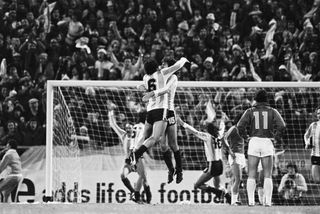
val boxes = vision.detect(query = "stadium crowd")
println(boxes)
[0,0,320,148]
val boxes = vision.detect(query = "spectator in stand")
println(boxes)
[22,117,45,146]
[94,47,114,80]
[0,120,23,146]
[25,98,45,126]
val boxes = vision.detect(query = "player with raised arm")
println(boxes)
[177,116,226,202]
[133,57,189,176]
[108,105,151,203]
[142,58,183,184]
[222,114,245,205]
[304,107,320,183]
[237,89,286,207]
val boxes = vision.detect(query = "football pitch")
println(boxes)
[0,204,319,214]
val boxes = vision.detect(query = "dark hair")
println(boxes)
[233,112,243,124]
[144,59,158,75]
[162,57,176,67]
[7,139,18,150]
[207,123,219,138]
[286,162,298,172]
[254,89,268,103]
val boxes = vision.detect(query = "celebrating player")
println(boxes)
[222,114,245,205]
[108,107,151,203]
[133,57,189,177]
[237,89,286,207]
[177,116,226,202]
[142,58,183,184]
[0,139,23,202]
[304,107,320,183]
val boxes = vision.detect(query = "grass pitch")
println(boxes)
[0,203,319,214]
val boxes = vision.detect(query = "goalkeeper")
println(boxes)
[237,89,286,207]
[108,106,151,204]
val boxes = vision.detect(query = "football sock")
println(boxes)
[163,149,174,171]
[134,145,148,160]
[134,191,140,201]
[122,177,135,193]
[231,192,239,204]
[257,187,264,204]
[206,186,223,196]
[263,178,273,206]
[247,178,256,205]
[173,150,182,172]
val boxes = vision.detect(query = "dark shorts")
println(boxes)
[203,160,223,177]
[167,110,176,127]
[146,108,168,125]
[311,156,320,166]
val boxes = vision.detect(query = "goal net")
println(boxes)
[46,81,320,205]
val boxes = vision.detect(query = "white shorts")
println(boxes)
[248,137,274,158]
[228,153,246,168]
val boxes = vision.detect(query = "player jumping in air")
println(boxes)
[222,114,245,205]
[237,89,286,207]
[133,57,189,181]
[177,116,226,202]
[108,107,151,203]
[304,107,320,183]
[142,58,184,184]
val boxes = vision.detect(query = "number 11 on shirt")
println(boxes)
[253,111,268,130]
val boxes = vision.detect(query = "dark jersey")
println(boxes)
[223,126,244,154]
[237,102,286,140]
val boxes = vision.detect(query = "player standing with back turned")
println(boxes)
[237,89,286,207]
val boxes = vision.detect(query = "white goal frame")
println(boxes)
[45,80,320,201]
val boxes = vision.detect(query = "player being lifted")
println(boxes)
[108,106,151,203]
[142,58,183,184]
[176,116,226,202]
[304,107,320,183]
[222,114,245,205]
[133,57,189,183]
[237,89,286,207]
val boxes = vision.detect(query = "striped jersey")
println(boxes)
[108,111,144,158]
[223,126,244,154]
[193,131,222,161]
[131,123,145,151]
[143,69,172,111]
[143,57,188,112]
[304,121,320,157]
[166,75,178,111]
[237,103,286,139]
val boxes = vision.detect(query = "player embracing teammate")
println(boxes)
[133,57,189,183]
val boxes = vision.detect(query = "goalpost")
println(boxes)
[46,80,320,205]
